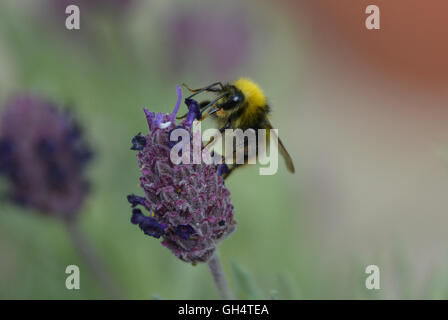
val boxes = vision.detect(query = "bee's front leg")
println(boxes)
[219,120,232,133]
[203,120,232,149]
[199,101,211,110]
[184,82,224,100]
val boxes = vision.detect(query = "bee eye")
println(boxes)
[232,96,239,102]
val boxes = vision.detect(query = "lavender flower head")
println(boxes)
[0,95,92,219]
[127,86,236,263]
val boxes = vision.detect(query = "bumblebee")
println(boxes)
[179,77,295,178]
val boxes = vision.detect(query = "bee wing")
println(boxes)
[266,120,295,173]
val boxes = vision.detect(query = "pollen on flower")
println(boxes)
[126,86,236,263]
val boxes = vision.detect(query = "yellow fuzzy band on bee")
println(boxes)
[232,78,267,112]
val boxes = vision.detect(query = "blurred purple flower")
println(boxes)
[0,95,92,219]
[165,5,252,77]
[127,87,236,263]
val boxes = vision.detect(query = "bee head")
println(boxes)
[218,86,244,111]
[231,78,266,110]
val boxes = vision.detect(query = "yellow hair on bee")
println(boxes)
[233,78,267,111]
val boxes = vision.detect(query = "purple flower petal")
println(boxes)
[131,208,166,239]
[175,224,196,240]
[127,194,148,208]
[130,133,147,151]
[217,163,229,177]
[183,98,201,127]
[170,85,182,123]
[143,108,155,130]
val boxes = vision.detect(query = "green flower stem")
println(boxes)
[65,219,123,299]
[207,252,234,300]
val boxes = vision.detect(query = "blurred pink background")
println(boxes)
[283,0,448,296]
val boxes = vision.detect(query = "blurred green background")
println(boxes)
[1,0,448,299]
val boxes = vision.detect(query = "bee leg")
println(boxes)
[220,120,232,132]
[182,83,202,93]
[222,134,254,179]
[199,94,228,121]
[203,136,216,149]
[199,101,211,110]
[185,82,225,100]
[216,153,234,179]
[202,120,231,150]
[183,82,224,93]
